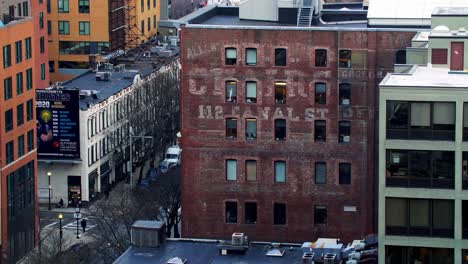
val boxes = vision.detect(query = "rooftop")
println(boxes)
[367,0,468,27]
[432,6,468,16]
[113,239,363,264]
[60,40,179,110]
[380,65,468,88]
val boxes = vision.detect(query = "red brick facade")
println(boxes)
[180,27,415,243]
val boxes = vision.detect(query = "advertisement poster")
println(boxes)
[36,90,80,160]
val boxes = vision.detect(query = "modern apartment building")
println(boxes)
[0,0,45,261]
[179,1,418,243]
[46,0,160,82]
[378,7,468,264]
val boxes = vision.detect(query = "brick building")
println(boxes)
[0,0,48,261]
[180,2,418,243]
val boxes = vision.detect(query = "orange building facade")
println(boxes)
[47,0,160,82]
[0,15,37,264]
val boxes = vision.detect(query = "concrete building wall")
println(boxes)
[180,26,415,243]
[239,0,278,21]
[428,38,468,71]
[378,85,468,264]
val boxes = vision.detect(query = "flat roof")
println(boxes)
[113,240,354,264]
[367,0,468,26]
[380,66,468,88]
[432,6,468,16]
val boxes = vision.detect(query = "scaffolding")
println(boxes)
[109,0,144,51]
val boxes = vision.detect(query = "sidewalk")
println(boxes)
[39,206,90,215]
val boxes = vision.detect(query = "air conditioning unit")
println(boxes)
[341,99,350,105]
[302,252,314,264]
[232,233,244,246]
[343,136,350,143]
[96,71,112,81]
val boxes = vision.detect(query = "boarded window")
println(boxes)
[432,49,448,64]
[246,160,256,181]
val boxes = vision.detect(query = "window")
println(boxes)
[25,38,31,59]
[15,41,22,64]
[16,104,24,126]
[153,15,157,28]
[339,163,351,184]
[225,81,237,102]
[153,0,156,8]
[5,109,13,132]
[4,77,13,100]
[274,48,286,66]
[245,202,257,224]
[387,150,454,189]
[246,119,256,140]
[22,1,29,16]
[338,121,351,143]
[47,0,51,12]
[339,50,351,68]
[26,68,32,90]
[79,0,90,13]
[246,81,257,103]
[41,63,45,80]
[226,201,237,223]
[431,49,448,64]
[386,101,455,141]
[58,21,70,35]
[314,205,327,225]
[315,49,327,67]
[27,130,34,151]
[246,48,257,66]
[79,21,90,35]
[141,0,144,11]
[6,141,14,164]
[315,83,326,104]
[226,159,237,181]
[274,82,286,104]
[339,83,351,105]
[246,160,256,181]
[47,20,52,35]
[141,20,144,34]
[274,203,286,225]
[3,45,11,68]
[16,72,23,95]
[147,0,150,9]
[386,246,453,264]
[225,48,237,65]
[147,18,151,33]
[315,162,326,184]
[386,198,454,238]
[274,161,286,182]
[396,50,407,64]
[49,61,55,73]
[26,99,33,121]
[226,118,237,139]
[39,12,44,28]
[17,3,22,16]
[40,37,45,54]
[58,0,69,12]
[18,135,24,157]
[274,119,286,141]
[314,120,326,142]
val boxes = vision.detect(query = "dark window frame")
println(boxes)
[225,201,238,224]
[339,163,351,185]
[338,121,351,143]
[314,205,327,225]
[315,49,327,67]
[315,162,326,184]
[273,203,286,225]
[274,48,287,66]
[225,47,237,65]
[226,118,237,139]
[274,119,286,141]
[314,120,326,142]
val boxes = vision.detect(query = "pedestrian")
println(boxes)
[81,218,87,233]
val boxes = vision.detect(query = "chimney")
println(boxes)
[130,220,166,247]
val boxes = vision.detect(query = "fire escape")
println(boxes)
[109,0,144,52]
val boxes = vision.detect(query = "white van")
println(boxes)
[162,146,181,168]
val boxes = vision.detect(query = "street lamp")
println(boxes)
[75,207,81,239]
[58,213,63,252]
[47,172,52,211]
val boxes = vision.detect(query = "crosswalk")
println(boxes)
[62,217,97,232]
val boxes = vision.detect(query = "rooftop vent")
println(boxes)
[167,257,187,264]
[218,233,249,255]
[266,248,285,257]
[232,233,245,246]
[302,252,314,264]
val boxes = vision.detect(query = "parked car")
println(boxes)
[164,146,181,167]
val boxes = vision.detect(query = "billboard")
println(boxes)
[36,90,80,160]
